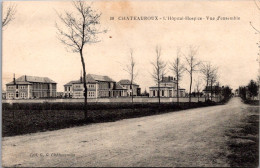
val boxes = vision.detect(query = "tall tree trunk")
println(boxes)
[80,50,88,120]
[210,80,213,101]
[205,79,208,101]
[189,73,192,104]
[131,70,134,104]
[158,82,161,105]
[131,83,134,111]
[131,84,133,104]
[177,79,179,105]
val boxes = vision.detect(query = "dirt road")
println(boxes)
[2,98,253,167]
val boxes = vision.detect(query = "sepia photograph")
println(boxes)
[1,0,260,167]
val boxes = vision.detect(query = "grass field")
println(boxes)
[2,101,217,137]
[226,106,259,167]
[243,99,259,106]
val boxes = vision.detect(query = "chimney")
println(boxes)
[25,75,27,82]
[13,73,16,84]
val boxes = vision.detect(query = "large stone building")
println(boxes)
[118,79,141,96]
[6,75,57,99]
[64,74,128,98]
[149,76,185,98]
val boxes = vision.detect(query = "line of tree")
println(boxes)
[151,46,221,105]
[239,80,259,100]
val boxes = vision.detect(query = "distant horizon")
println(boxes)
[2,1,259,92]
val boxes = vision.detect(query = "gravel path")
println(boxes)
[2,98,248,167]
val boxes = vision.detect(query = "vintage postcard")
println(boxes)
[1,0,259,167]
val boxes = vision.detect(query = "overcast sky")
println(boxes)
[2,0,260,92]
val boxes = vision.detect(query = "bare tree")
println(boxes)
[170,47,185,105]
[200,62,217,101]
[195,78,202,102]
[2,2,16,28]
[151,46,167,105]
[209,67,218,101]
[56,1,106,120]
[184,46,200,104]
[124,49,138,104]
[200,63,212,101]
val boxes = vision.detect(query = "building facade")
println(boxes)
[6,75,57,99]
[149,76,185,98]
[118,79,141,96]
[64,74,122,98]
[113,83,128,97]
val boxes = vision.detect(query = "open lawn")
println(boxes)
[2,101,217,137]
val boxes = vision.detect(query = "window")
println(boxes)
[162,90,164,96]
[153,90,155,96]
[88,91,95,97]
[73,91,82,97]
[20,92,26,98]
[68,87,70,91]
[74,85,81,89]
[19,86,26,89]
[88,84,95,88]
[8,93,14,98]
[8,86,14,90]
[65,87,67,91]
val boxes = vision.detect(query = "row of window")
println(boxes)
[8,85,21,89]
[8,86,57,90]
[73,91,82,97]
[7,92,27,98]
[88,84,95,88]
[72,91,96,97]
[73,84,95,89]
[67,84,96,91]
[88,91,95,97]
[152,90,168,97]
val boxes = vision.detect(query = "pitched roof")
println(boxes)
[114,83,127,90]
[65,74,115,85]
[6,75,56,85]
[87,74,115,82]
[6,81,32,85]
[118,79,138,86]
[64,80,80,86]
